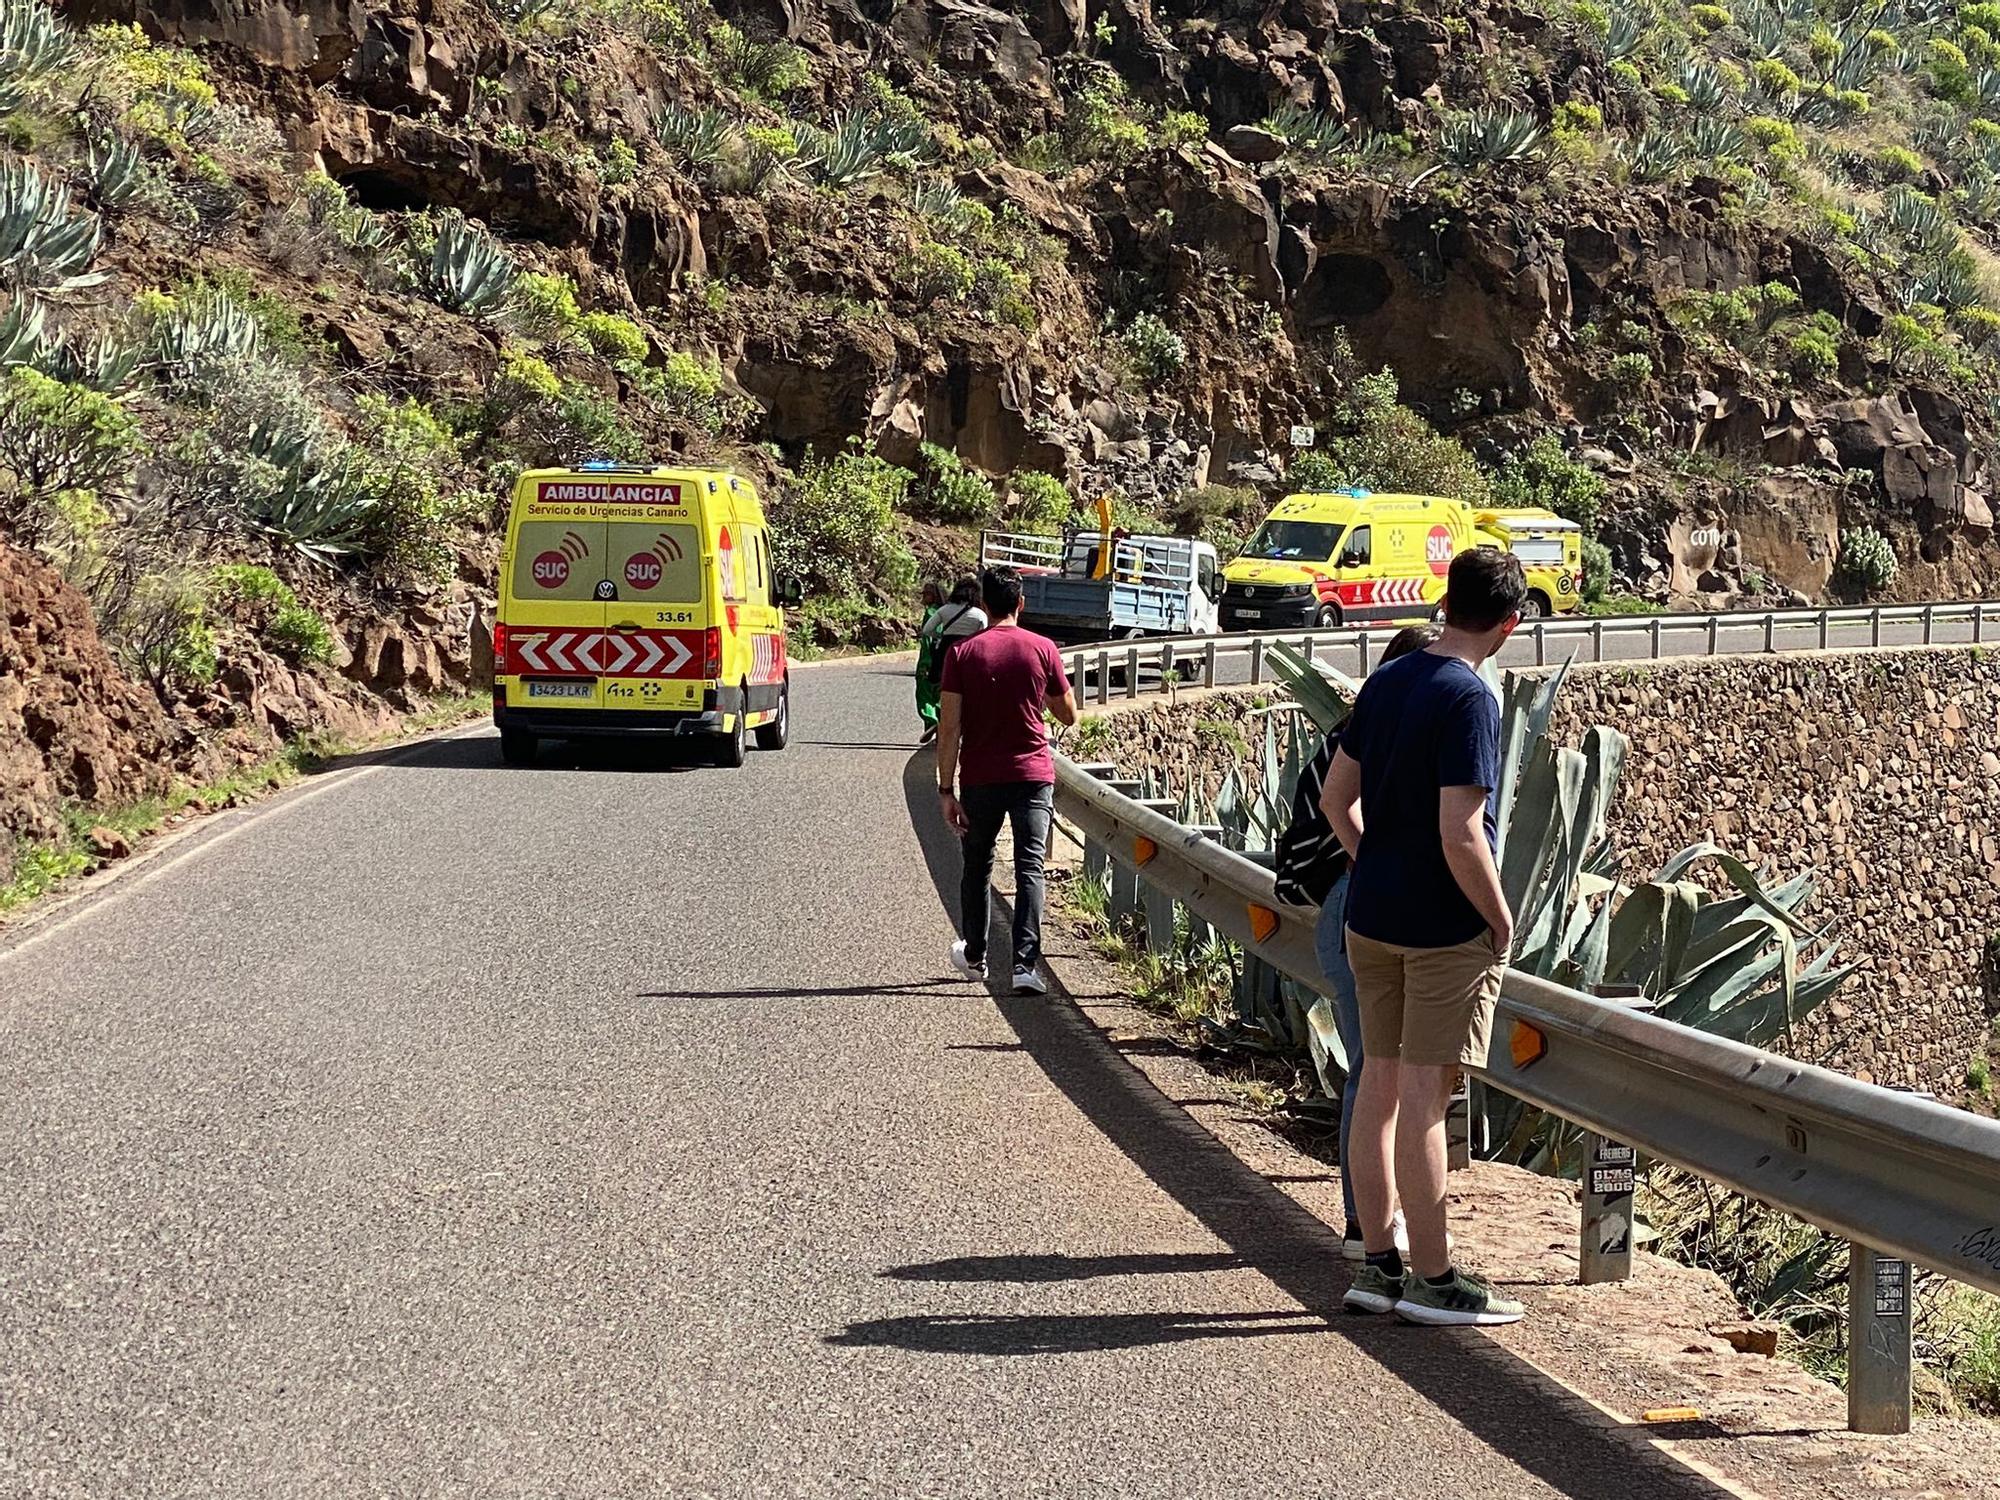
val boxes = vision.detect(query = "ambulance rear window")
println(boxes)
[512,520,606,601]
[607,522,701,600]
[1511,538,1566,565]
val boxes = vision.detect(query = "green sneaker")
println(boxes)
[1394,1268,1524,1327]
[1341,1262,1405,1314]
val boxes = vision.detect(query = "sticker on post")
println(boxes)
[1590,1166,1635,1198]
[1595,1143,1636,1165]
[1596,1212,1630,1257]
[1874,1257,1909,1318]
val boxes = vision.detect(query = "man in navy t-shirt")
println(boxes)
[1320,547,1527,1328]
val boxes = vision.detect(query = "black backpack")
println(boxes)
[1272,735,1349,907]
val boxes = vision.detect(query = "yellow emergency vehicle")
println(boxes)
[1219,488,1582,630]
[492,463,799,767]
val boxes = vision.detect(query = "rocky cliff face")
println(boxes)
[9,0,2000,847]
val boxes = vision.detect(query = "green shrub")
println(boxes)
[1876,145,1925,182]
[1287,450,1346,493]
[908,241,975,304]
[1840,527,1897,590]
[125,570,218,693]
[1606,351,1652,391]
[911,442,996,523]
[1121,312,1186,384]
[598,137,639,186]
[509,272,582,341]
[1689,3,1733,30]
[1007,470,1073,532]
[209,562,294,611]
[0,367,137,545]
[1160,110,1207,148]
[1967,4,2000,34]
[1789,326,1840,380]
[1492,431,1606,533]
[1752,58,1802,97]
[266,602,334,663]
[628,349,727,433]
[577,310,648,362]
[1581,536,1612,602]
[709,21,810,100]
[1744,116,1802,161]
[353,395,477,585]
[769,445,918,601]
[1319,369,1492,506]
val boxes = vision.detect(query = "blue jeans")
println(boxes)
[1313,871,1363,1233]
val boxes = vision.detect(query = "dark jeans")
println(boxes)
[959,781,1054,971]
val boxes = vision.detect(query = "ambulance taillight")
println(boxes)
[703,626,722,679]
[491,621,511,675]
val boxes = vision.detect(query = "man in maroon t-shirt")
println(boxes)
[936,566,1079,994]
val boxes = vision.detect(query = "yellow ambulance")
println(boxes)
[492,463,799,767]
[1219,488,1581,630]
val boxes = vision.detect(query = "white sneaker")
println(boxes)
[950,941,987,980]
[1011,966,1048,995]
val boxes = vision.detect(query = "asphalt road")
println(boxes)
[1,658,1732,1499]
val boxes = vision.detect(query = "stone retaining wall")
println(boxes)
[1072,646,2000,1095]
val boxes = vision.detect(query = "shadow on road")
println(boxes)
[881,1251,1248,1282]
[878,749,1736,1500]
[826,1309,1322,1356]
[641,979,971,1001]
[310,730,712,777]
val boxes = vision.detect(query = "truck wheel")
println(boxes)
[499,729,537,766]
[755,677,790,750]
[1522,591,1550,620]
[712,688,749,768]
[1314,604,1343,629]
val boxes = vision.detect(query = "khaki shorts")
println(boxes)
[1344,927,1505,1068]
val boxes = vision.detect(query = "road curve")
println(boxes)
[2,658,1730,1499]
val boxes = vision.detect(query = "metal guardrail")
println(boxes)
[1061,598,2000,699]
[1054,752,2000,1434]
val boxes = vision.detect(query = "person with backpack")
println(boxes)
[915,575,987,743]
[1273,622,1438,1264]
[1326,548,1526,1328]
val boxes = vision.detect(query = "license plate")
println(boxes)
[1235,608,1261,619]
[526,678,594,700]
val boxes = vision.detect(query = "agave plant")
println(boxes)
[1257,645,1848,1171]
[798,111,930,188]
[1622,129,1688,184]
[1686,115,1747,164]
[0,157,106,293]
[0,0,76,85]
[1434,109,1545,170]
[417,210,517,315]
[1904,250,1986,312]
[656,104,732,178]
[1602,9,1646,62]
[1262,101,1349,156]
[36,329,142,391]
[910,178,983,235]
[1883,184,1958,255]
[152,288,263,379]
[84,133,150,211]
[0,293,45,364]
[238,453,375,565]
[1680,61,1731,114]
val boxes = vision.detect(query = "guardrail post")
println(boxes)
[1847,1243,1912,1434]
[1124,645,1140,700]
[1249,636,1265,686]
[1650,617,1662,657]
[1103,778,1142,924]
[1871,606,1882,648]
[1592,619,1604,662]
[1533,622,1546,667]
[1764,611,1775,653]
[1820,611,1829,650]
[1158,642,1176,688]
[1579,1134,1638,1284]
[1923,603,1935,645]
[1302,635,1315,667]
[1135,797,1178,955]
[1707,614,1719,654]
[1075,763,1117,886]
[1094,650,1110,705]
[1446,1080,1471,1170]
[1186,824,1223,947]
[1203,639,1218,686]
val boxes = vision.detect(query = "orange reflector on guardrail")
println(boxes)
[1510,1020,1547,1069]
[1248,904,1279,943]
[1133,836,1157,866]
